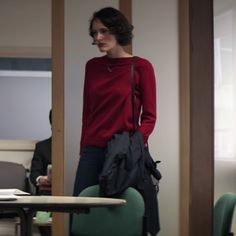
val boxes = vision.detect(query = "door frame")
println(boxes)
[179,0,214,235]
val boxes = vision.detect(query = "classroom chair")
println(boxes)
[71,185,146,236]
[214,192,236,236]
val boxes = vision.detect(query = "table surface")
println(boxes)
[0,195,126,208]
[0,194,126,236]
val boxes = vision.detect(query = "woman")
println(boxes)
[73,6,157,197]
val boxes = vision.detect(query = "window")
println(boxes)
[214,9,236,160]
[0,58,52,140]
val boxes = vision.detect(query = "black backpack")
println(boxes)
[99,131,161,197]
[98,131,162,235]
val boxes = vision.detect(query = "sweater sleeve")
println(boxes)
[137,60,157,143]
[80,62,90,153]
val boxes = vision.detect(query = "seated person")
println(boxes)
[30,110,52,195]
[29,110,52,236]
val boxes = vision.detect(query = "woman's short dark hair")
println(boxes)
[89,7,134,46]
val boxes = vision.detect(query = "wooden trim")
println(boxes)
[179,0,190,234]
[119,0,132,54]
[0,140,36,151]
[51,0,65,235]
[179,0,214,235]
[0,47,51,58]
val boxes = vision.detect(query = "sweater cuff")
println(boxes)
[36,176,42,186]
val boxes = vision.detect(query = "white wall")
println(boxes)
[0,0,51,48]
[133,1,179,235]
[65,1,179,236]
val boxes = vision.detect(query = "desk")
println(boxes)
[0,195,126,236]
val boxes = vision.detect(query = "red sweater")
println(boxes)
[80,55,157,152]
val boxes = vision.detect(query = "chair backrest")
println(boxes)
[0,161,26,191]
[214,192,236,236]
[71,185,145,236]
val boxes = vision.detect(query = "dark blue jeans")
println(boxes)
[73,145,106,196]
[70,146,106,235]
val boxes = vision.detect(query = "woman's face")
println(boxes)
[91,19,118,53]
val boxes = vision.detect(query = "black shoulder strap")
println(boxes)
[131,57,136,132]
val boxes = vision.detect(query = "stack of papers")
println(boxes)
[0,189,30,201]
[0,195,18,201]
[0,189,30,196]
